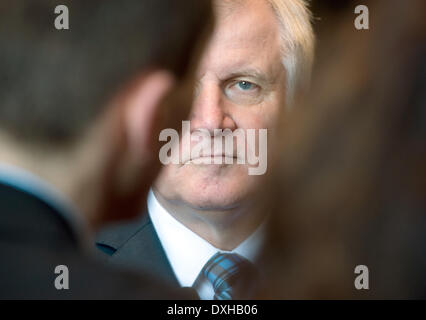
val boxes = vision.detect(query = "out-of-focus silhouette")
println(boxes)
[0,0,212,299]
[259,0,426,299]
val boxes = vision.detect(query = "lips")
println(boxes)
[183,153,238,165]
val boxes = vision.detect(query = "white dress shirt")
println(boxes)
[147,189,265,300]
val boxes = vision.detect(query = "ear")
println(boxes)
[123,70,176,164]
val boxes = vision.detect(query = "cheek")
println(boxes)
[232,102,281,130]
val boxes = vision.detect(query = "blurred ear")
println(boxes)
[123,70,176,164]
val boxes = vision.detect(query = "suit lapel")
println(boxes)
[96,212,179,286]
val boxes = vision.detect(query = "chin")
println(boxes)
[182,187,246,211]
[157,163,257,211]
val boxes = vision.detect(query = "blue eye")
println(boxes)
[237,81,253,90]
[224,79,262,105]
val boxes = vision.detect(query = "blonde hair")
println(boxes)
[267,0,315,103]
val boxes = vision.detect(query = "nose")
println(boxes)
[190,81,236,133]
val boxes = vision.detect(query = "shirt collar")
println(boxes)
[147,189,265,287]
[0,162,93,252]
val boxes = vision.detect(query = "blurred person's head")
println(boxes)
[153,0,314,249]
[0,0,213,230]
[258,0,426,298]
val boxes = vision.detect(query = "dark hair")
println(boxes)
[0,0,211,146]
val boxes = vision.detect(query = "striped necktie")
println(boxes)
[200,252,259,300]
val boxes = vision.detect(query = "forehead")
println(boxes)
[198,0,282,79]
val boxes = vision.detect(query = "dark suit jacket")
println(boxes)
[0,182,195,299]
[95,211,179,287]
[95,199,426,299]
[95,209,274,294]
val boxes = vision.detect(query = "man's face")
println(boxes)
[155,0,286,210]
